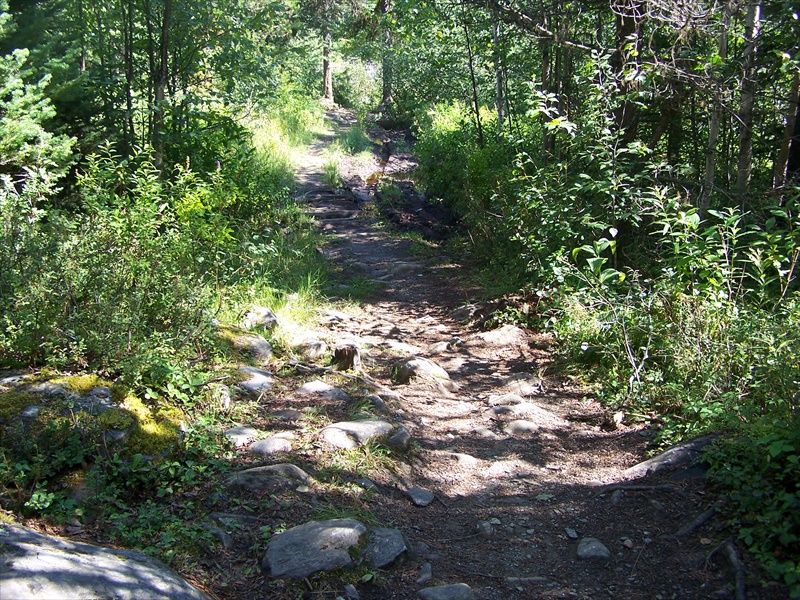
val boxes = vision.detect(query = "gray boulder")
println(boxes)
[394,357,458,392]
[320,420,394,449]
[238,366,273,395]
[262,519,366,578]
[0,524,210,599]
[227,463,311,493]
[297,380,351,402]
[577,537,611,560]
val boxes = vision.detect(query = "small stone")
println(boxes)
[238,367,273,395]
[202,523,234,550]
[227,464,310,494]
[476,522,494,538]
[610,489,624,505]
[366,394,387,412]
[623,538,635,549]
[357,477,379,492]
[386,425,411,449]
[406,486,434,507]
[297,380,350,402]
[89,386,112,399]
[565,527,579,539]
[502,373,544,396]
[363,528,407,568]
[343,583,360,600]
[577,537,611,560]
[224,425,260,448]
[249,437,292,455]
[428,341,451,355]
[453,453,479,467]
[301,340,328,360]
[394,357,458,392]
[232,334,273,363]
[416,562,433,584]
[417,583,474,600]
[20,405,42,418]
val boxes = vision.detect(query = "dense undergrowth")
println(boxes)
[0,91,332,572]
[412,76,800,591]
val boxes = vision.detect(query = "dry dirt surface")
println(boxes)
[250,110,784,600]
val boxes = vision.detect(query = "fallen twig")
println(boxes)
[707,537,747,600]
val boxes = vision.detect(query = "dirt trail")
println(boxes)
[274,111,772,600]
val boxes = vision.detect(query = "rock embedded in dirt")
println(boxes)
[417,562,433,584]
[394,357,458,392]
[577,537,612,560]
[386,424,412,449]
[297,379,351,402]
[320,419,394,449]
[262,518,367,579]
[231,333,273,364]
[469,324,527,346]
[450,304,478,323]
[299,339,328,360]
[487,393,526,406]
[502,373,544,396]
[363,527,408,568]
[249,436,292,455]
[227,463,311,494]
[271,408,304,421]
[622,434,718,479]
[0,523,210,600]
[406,486,435,507]
[417,583,475,600]
[366,394,388,412]
[503,420,540,437]
[237,366,274,395]
[242,306,279,330]
[428,341,451,355]
[202,523,234,550]
[224,425,261,448]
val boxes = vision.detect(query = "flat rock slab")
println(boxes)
[406,486,435,507]
[502,373,544,396]
[487,393,526,406]
[394,357,458,392]
[417,583,475,600]
[468,324,527,347]
[297,380,351,402]
[363,527,407,568]
[248,437,292,455]
[490,403,569,428]
[577,537,611,560]
[320,420,395,449]
[271,408,303,421]
[0,524,210,600]
[238,366,274,395]
[262,518,367,578]
[227,463,310,493]
[503,420,540,436]
[232,334,273,363]
[224,426,261,448]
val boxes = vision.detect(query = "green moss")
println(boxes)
[51,374,110,394]
[0,390,37,421]
[97,408,135,430]
[121,394,181,455]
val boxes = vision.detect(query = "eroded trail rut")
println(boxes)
[245,117,763,599]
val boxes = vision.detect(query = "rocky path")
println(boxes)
[223,112,766,600]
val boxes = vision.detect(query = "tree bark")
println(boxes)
[493,11,504,132]
[154,0,171,171]
[462,19,484,149]
[322,29,334,102]
[775,73,800,188]
[612,0,642,144]
[700,5,730,218]
[784,84,800,187]
[735,1,762,193]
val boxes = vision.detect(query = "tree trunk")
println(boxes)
[700,5,730,218]
[735,1,762,193]
[493,11,504,132]
[122,0,135,157]
[784,84,800,186]
[541,15,553,161]
[774,72,800,188]
[154,0,171,171]
[612,0,642,144]
[462,19,484,149]
[322,29,333,102]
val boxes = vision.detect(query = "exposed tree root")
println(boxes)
[595,484,677,498]
[453,566,549,584]
[707,537,747,600]
[661,501,723,543]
